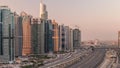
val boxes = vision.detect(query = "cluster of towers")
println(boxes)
[0,1,81,63]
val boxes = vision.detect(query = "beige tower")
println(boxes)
[39,0,48,19]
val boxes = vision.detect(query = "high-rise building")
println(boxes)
[39,0,48,20]
[73,28,81,49]
[118,31,120,64]
[59,25,66,51]
[44,20,53,53]
[0,22,2,55]
[14,13,23,57]
[69,28,73,51]
[52,20,59,52]
[64,26,70,51]
[21,12,32,56]
[31,18,55,54]
[118,31,120,48]
[39,0,54,53]
[64,26,73,52]
[31,18,41,54]
[39,20,46,54]
[31,18,38,54]
[0,6,15,63]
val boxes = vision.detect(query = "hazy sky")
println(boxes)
[1,0,120,41]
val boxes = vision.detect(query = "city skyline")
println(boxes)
[0,1,119,67]
[1,0,120,41]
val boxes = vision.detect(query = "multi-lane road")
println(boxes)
[40,49,91,68]
[67,49,106,68]
[40,48,106,68]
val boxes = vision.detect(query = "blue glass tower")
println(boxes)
[44,20,53,53]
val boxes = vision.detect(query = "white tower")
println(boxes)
[39,0,48,19]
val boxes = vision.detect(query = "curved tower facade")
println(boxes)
[39,0,48,20]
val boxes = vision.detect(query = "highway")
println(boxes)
[44,52,72,64]
[40,49,92,68]
[67,49,106,68]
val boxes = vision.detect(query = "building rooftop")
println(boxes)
[0,6,10,10]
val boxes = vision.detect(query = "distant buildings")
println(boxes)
[0,6,15,63]
[94,39,100,45]
[59,25,77,51]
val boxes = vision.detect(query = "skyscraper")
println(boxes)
[118,31,120,48]
[31,18,41,54]
[73,28,81,49]
[0,6,15,63]
[52,20,59,52]
[64,26,73,51]
[44,20,53,53]
[31,19,53,54]
[0,22,2,55]
[64,26,70,51]
[59,25,66,51]
[40,0,48,20]
[39,20,46,54]
[21,12,32,56]
[14,13,23,57]
[69,28,73,51]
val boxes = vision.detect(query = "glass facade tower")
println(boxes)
[14,14,23,57]
[0,22,3,55]
[44,20,53,53]
[0,6,15,63]
[31,18,41,54]
[73,29,81,49]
